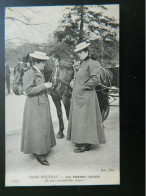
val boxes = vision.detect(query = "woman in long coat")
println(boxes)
[21,51,56,165]
[67,42,106,153]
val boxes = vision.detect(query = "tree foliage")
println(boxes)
[5,5,119,68]
[53,5,119,67]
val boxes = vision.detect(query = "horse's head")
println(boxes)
[13,55,31,95]
[59,60,74,82]
[48,58,61,88]
[49,59,74,89]
[43,57,56,82]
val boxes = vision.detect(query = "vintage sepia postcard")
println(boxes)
[5,4,119,186]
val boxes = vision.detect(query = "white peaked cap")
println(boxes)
[74,42,90,52]
[29,51,49,60]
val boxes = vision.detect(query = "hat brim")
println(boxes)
[29,53,49,60]
[74,43,90,52]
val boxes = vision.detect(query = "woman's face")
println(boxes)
[35,61,46,71]
[77,50,88,61]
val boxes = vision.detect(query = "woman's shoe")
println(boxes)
[74,144,91,153]
[36,155,49,166]
[75,143,84,147]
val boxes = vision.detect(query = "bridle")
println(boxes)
[51,65,71,89]
[13,62,24,81]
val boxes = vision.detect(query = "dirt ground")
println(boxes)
[5,93,119,186]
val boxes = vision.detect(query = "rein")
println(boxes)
[58,78,70,87]
[52,65,71,88]
[96,88,119,97]
[56,79,118,92]
[48,67,56,82]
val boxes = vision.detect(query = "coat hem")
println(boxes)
[21,144,56,155]
[67,139,106,145]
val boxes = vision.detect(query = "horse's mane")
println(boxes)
[55,60,74,83]
[22,53,30,63]
[59,60,74,70]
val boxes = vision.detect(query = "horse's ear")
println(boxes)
[24,53,30,62]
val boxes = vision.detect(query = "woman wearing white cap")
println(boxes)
[21,51,56,165]
[67,42,106,152]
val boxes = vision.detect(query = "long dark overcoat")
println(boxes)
[21,67,56,155]
[67,59,106,144]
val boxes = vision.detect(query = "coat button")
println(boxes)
[44,102,45,103]
[47,102,48,103]
[43,95,45,97]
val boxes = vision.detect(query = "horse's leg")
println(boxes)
[51,94,65,139]
[62,94,71,120]
[96,91,105,122]
[96,90,109,122]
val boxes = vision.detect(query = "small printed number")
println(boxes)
[12,180,19,183]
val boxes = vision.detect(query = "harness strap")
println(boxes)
[58,78,71,87]
[48,67,56,82]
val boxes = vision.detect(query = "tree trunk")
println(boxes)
[99,18,104,64]
[79,6,84,42]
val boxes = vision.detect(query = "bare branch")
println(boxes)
[7,7,13,11]
[5,17,39,26]
[27,7,42,14]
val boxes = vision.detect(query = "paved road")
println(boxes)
[5,93,119,186]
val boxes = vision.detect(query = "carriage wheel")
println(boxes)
[102,104,110,121]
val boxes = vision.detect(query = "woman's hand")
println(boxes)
[70,80,74,88]
[44,82,52,89]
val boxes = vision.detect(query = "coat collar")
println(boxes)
[74,58,90,72]
[32,66,44,78]
[78,57,90,70]
[82,56,90,62]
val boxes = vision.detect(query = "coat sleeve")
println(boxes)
[83,60,101,89]
[23,70,47,96]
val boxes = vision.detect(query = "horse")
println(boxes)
[44,59,74,138]
[13,56,30,95]
[12,55,113,139]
